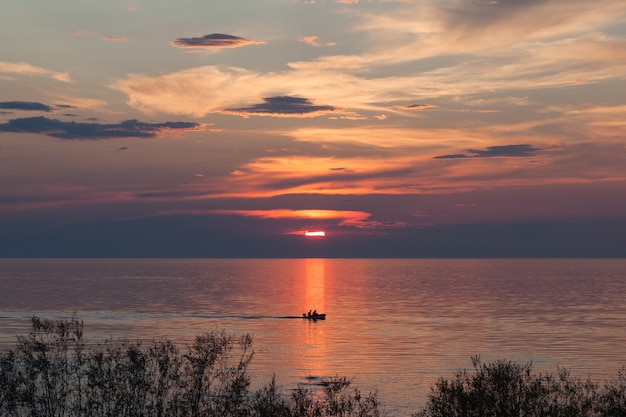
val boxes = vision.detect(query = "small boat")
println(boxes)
[302,312,326,320]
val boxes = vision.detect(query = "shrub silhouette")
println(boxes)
[0,316,381,417]
[3,317,626,417]
[414,356,626,417]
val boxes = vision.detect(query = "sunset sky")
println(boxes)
[1,0,626,257]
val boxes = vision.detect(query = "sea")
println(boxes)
[1,258,625,416]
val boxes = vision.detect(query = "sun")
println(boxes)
[304,230,326,237]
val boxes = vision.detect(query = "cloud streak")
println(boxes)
[71,29,131,42]
[205,208,369,221]
[163,208,405,231]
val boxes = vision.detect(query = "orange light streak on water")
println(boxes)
[298,258,328,380]
[303,258,326,313]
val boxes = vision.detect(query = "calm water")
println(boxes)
[1,258,626,416]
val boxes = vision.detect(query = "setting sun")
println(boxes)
[305,231,326,237]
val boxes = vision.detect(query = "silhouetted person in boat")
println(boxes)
[312,310,317,317]
[308,310,312,318]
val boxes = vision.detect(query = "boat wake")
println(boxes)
[0,312,323,322]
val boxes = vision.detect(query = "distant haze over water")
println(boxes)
[1,258,626,416]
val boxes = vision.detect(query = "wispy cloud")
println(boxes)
[171,33,266,49]
[112,66,263,117]
[0,117,201,139]
[398,104,437,111]
[71,29,131,42]
[111,64,417,117]
[175,208,405,231]
[299,36,336,47]
[348,0,626,65]
[113,14,626,120]
[286,0,626,93]
[0,61,70,83]
[220,153,425,198]
[300,36,321,47]
[210,123,623,199]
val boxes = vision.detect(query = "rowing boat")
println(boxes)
[302,313,326,320]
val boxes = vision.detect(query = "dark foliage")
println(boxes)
[3,317,626,417]
[0,316,381,417]
[414,355,626,417]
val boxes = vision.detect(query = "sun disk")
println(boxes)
[305,230,326,237]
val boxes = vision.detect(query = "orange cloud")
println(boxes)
[215,209,413,231]
[300,36,321,47]
[224,155,401,194]
[147,208,411,232]
[148,208,377,228]
[111,0,626,122]
[211,129,626,200]
[0,61,71,83]
[299,36,336,47]
[208,208,370,221]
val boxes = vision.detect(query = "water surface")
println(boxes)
[1,258,625,416]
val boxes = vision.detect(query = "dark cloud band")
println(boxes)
[0,101,54,112]
[172,33,265,49]
[0,116,200,139]
[434,144,542,159]
[224,96,336,117]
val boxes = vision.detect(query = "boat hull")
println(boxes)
[302,313,326,320]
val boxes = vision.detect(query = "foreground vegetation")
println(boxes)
[1,317,625,417]
[0,316,380,417]
[415,356,626,417]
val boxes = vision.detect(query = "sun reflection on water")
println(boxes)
[303,258,326,314]
[298,258,328,383]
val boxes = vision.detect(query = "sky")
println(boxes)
[1,0,626,258]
